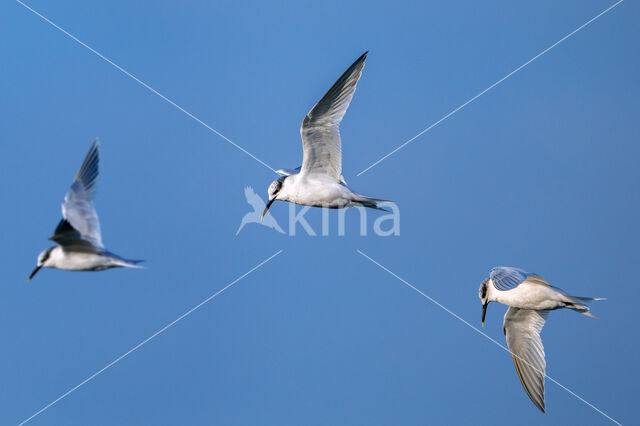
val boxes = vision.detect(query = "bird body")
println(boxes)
[262,52,389,219]
[482,267,599,315]
[276,172,382,209]
[485,276,592,312]
[479,266,603,412]
[38,246,142,272]
[29,141,143,281]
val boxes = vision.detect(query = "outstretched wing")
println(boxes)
[51,140,103,249]
[300,52,367,180]
[490,266,546,291]
[276,166,301,176]
[49,219,96,250]
[503,307,548,412]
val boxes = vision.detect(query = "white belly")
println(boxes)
[284,175,356,208]
[51,251,119,271]
[493,282,566,310]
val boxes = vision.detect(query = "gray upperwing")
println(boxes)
[300,52,367,180]
[60,140,103,248]
[490,266,548,291]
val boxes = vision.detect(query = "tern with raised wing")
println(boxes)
[478,266,603,412]
[262,52,389,219]
[28,141,143,281]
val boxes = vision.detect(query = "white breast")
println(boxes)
[491,280,566,310]
[281,174,355,208]
[47,248,117,271]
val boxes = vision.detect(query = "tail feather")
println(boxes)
[572,296,606,302]
[363,196,391,203]
[565,295,604,318]
[123,259,145,268]
[355,196,393,211]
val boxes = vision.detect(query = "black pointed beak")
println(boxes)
[261,197,276,221]
[482,301,489,327]
[28,265,42,282]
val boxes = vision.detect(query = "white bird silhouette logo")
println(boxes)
[236,186,285,235]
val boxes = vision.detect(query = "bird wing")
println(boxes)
[51,140,103,249]
[300,52,367,180]
[49,219,96,250]
[524,275,551,287]
[503,307,548,412]
[490,266,545,291]
[276,166,301,176]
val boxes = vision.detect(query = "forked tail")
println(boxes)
[355,196,393,212]
[565,295,606,318]
[122,259,146,269]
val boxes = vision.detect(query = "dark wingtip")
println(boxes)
[353,51,368,64]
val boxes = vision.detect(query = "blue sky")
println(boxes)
[1,0,638,424]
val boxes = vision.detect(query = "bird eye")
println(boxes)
[40,249,52,264]
[480,281,487,298]
[273,177,285,193]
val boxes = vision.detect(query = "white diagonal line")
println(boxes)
[356,250,622,425]
[18,249,284,426]
[15,0,277,174]
[357,0,623,176]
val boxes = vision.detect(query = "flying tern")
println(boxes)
[29,141,143,281]
[262,52,389,219]
[479,266,603,412]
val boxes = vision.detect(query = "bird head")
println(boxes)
[262,176,285,220]
[479,278,490,326]
[28,246,55,282]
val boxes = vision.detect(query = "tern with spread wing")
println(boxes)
[478,267,603,412]
[262,52,389,219]
[28,141,143,281]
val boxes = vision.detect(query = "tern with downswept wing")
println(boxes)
[478,266,603,412]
